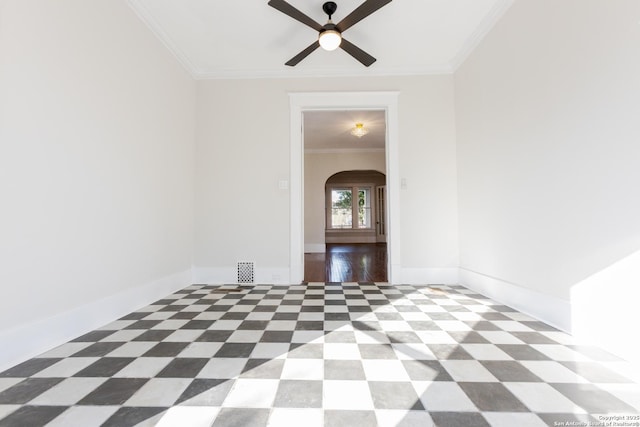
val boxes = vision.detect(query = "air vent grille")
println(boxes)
[237,262,255,284]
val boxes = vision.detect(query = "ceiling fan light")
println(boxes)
[319,29,341,51]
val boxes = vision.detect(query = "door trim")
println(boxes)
[289,91,400,284]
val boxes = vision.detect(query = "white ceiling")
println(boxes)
[304,110,386,151]
[128,0,513,79]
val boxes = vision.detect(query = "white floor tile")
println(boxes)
[504,382,588,413]
[298,312,324,321]
[124,378,192,406]
[478,331,525,345]
[362,360,410,381]
[197,358,247,379]
[37,342,92,358]
[461,344,514,360]
[482,412,548,427]
[30,378,108,405]
[32,357,98,377]
[155,406,220,427]
[324,321,353,331]
[45,406,118,427]
[99,329,144,342]
[207,320,243,330]
[97,320,135,330]
[598,383,640,410]
[178,342,224,358]
[353,331,391,344]
[391,343,436,360]
[434,320,473,331]
[323,343,361,360]
[416,331,457,344]
[291,331,324,344]
[151,320,190,330]
[378,321,413,331]
[531,344,592,361]
[227,330,264,343]
[250,343,290,359]
[412,381,478,411]
[223,379,279,408]
[193,312,225,320]
[142,311,175,320]
[105,342,156,358]
[375,409,433,427]
[0,406,19,420]
[440,360,499,382]
[113,357,173,378]
[280,359,324,380]
[163,330,206,343]
[323,380,375,410]
[520,361,589,383]
[0,379,21,394]
[268,408,323,427]
[491,321,534,332]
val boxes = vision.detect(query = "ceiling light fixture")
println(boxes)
[318,26,341,51]
[351,123,369,138]
[318,2,341,51]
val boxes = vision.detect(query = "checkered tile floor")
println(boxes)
[1,283,639,427]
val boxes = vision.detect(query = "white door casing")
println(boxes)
[289,91,400,284]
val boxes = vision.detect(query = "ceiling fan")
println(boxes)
[268,0,392,67]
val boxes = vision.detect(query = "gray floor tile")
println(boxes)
[324,360,366,380]
[273,380,323,408]
[368,381,424,410]
[459,382,529,412]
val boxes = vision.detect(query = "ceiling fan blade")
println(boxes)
[336,0,392,33]
[340,38,376,67]
[268,0,323,32]
[285,40,321,66]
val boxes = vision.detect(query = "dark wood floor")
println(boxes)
[304,243,388,283]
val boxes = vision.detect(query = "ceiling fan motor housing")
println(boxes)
[323,2,338,19]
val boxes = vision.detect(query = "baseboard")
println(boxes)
[458,268,571,333]
[399,268,459,285]
[304,244,325,253]
[0,269,192,373]
[192,267,292,285]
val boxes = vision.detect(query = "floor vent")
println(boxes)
[210,287,244,294]
[237,262,255,284]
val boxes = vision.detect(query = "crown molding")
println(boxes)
[127,0,200,79]
[304,148,386,154]
[449,0,514,72]
[190,65,454,80]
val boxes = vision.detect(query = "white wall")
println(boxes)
[455,0,640,361]
[194,76,459,285]
[304,151,386,252]
[0,0,196,370]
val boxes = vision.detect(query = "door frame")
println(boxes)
[376,185,387,243]
[289,91,400,284]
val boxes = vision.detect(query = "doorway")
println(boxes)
[304,169,387,282]
[288,91,400,284]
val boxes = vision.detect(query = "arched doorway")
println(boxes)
[305,170,387,282]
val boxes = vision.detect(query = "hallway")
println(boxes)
[304,244,387,283]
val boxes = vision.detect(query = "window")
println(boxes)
[358,188,371,228]
[331,189,352,228]
[328,186,373,229]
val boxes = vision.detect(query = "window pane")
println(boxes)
[358,188,371,228]
[331,189,352,228]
